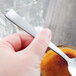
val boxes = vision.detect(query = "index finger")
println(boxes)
[2,34,33,52]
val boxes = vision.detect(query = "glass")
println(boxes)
[41,45,76,76]
[0,0,50,39]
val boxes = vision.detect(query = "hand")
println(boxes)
[0,28,51,76]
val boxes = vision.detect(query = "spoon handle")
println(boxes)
[49,42,70,62]
[5,9,70,62]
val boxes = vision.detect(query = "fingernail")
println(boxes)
[42,28,52,39]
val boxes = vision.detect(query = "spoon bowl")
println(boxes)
[68,58,76,76]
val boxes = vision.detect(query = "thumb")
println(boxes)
[23,28,52,59]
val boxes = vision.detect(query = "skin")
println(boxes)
[0,28,51,76]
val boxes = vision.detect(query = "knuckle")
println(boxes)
[0,41,13,50]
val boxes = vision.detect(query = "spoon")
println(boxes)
[5,9,76,76]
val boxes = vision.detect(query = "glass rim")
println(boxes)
[57,45,76,50]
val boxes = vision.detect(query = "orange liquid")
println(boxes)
[41,46,76,76]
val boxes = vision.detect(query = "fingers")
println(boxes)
[22,28,52,59]
[1,34,33,52]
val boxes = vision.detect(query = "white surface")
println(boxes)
[0,0,49,39]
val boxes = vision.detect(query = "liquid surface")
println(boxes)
[41,47,76,76]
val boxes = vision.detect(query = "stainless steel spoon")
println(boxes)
[5,9,76,76]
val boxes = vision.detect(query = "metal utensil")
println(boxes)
[5,9,76,76]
